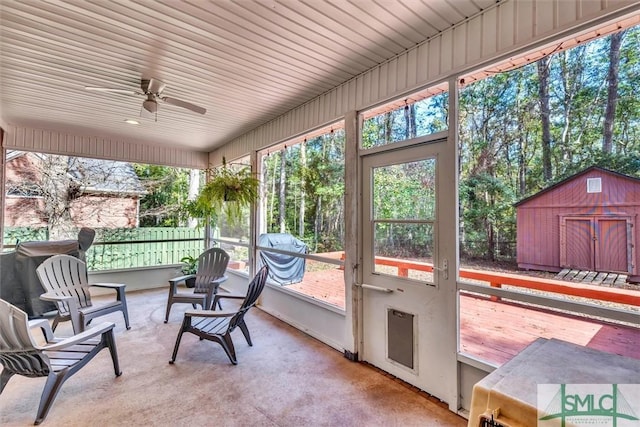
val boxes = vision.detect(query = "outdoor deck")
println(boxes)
[287,267,640,366]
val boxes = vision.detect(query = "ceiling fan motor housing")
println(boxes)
[141,78,166,95]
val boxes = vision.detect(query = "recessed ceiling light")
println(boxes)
[124,119,139,125]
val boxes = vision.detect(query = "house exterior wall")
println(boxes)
[69,195,139,228]
[4,197,45,227]
[4,153,38,184]
[4,195,138,228]
[516,168,640,276]
[4,152,140,229]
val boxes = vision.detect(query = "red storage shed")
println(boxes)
[515,166,640,282]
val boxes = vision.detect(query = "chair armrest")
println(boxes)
[203,275,229,310]
[91,282,126,290]
[42,321,116,351]
[169,274,195,285]
[212,291,245,309]
[40,292,82,334]
[184,309,236,318]
[29,318,55,343]
[212,276,228,285]
[215,293,244,300]
[91,282,127,304]
[40,292,74,303]
[168,274,195,295]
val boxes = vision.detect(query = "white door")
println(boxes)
[360,138,457,406]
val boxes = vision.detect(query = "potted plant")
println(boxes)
[185,157,259,227]
[179,255,198,288]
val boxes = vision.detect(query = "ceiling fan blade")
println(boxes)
[161,96,206,115]
[85,87,139,95]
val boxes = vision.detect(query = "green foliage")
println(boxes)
[361,93,448,148]
[262,130,345,252]
[460,174,516,259]
[454,26,640,260]
[183,198,219,229]
[555,150,640,181]
[360,27,640,261]
[179,255,198,274]
[133,164,192,227]
[373,160,436,220]
[188,159,259,227]
[3,227,49,246]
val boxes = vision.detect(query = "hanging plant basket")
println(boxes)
[185,158,259,226]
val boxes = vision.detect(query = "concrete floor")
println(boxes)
[1,287,466,426]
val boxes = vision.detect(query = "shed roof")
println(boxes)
[514,166,640,207]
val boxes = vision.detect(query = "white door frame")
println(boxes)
[357,130,459,409]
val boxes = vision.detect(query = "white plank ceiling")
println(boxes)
[0,0,497,152]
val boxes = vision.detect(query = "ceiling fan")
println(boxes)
[85,78,206,120]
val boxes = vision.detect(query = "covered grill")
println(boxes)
[0,228,95,317]
[257,233,307,285]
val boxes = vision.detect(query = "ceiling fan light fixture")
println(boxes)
[142,98,157,113]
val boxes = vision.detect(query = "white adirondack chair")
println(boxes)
[36,254,130,333]
[0,298,122,425]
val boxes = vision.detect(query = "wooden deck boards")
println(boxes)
[555,268,629,287]
[289,267,640,366]
[459,294,639,364]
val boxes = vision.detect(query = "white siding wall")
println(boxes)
[210,0,639,164]
[4,125,208,169]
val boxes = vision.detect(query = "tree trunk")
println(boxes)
[384,112,393,143]
[409,104,417,138]
[187,169,199,228]
[518,137,527,196]
[41,155,75,240]
[603,30,625,153]
[485,190,496,262]
[268,154,277,229]
[279,149,286,233]
[402,104,418,140]
[557,48,586,163]
[298,141,306,237]
[314,196,322,252]
[537,57,553,182]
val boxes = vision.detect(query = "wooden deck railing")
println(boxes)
[341,254,640,307]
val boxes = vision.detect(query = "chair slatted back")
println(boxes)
[36,255,93,315]
[0,299,50,377]
[228,266,269,332]
[193,248,230,294]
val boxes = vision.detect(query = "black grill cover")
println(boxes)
[258,233,307,285]
[10,228,95,317]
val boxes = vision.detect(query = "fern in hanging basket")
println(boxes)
[188,159,259,226]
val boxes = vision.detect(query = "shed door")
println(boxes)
[562,218,594,270]
[560,216,633,273]
[595,218,631,273]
